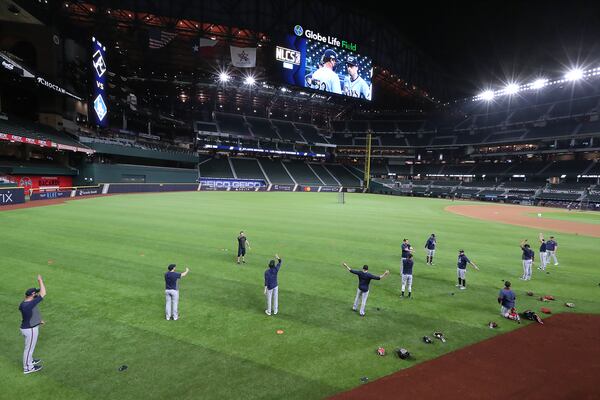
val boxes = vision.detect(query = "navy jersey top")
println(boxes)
[350,270,381,292]
[264,259,282,290]
[546,240,557,251]
[165,271,182,290]
[457,254,470,269]
[539,241,547,252]
[425,237,436,250]
[401,243,411,258]
[238,236,247,249]
[498,289,516,309]
[402,259,414,275]
[521,247,534,260]
[19,296,43,329]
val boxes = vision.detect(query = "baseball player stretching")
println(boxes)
[538,233,548,271]
[401,253,414,298]
[519,240,535,281]
[343,263,389,316]
[264,254,282,316]
[545,236,559,266]
[424,233,436,265]
[401,238,412,263]
[19,275,46,374]
[456,249,479,290]
[165,264,190,320]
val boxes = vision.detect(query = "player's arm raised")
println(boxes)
[342,262,351,272]
[181,267,190,277]
[38,275,46,297]
[380,270,390,279]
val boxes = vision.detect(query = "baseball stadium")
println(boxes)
[1,1,599,399]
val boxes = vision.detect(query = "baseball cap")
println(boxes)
[168,264,176,271]
[459,249,464,253]
[505,281,511,287]
[346,55,357,66]
[25,288,40,296]
[362,265,369,270]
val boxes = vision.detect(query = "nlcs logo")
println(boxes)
[294,25,303,36]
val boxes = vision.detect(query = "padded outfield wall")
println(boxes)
[76,163,199,185]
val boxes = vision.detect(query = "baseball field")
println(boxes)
[1,192,599,399]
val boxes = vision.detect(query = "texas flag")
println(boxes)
[193,37,218,58]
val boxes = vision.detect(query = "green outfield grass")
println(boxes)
[1,192,599,400]
[527,210,600,225]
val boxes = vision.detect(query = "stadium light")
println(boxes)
[531,78,548,89]
[505,83,519,95]
[480,90,495,101]
[218,72,230,83]
[244,76,256,85]
[565,68,583,81]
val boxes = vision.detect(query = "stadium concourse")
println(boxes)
[2,0,600,399]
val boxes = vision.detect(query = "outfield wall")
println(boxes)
[76,163,198,186]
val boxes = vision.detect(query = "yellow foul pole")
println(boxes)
[364,132,372,190]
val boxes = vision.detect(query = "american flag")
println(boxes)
[148,28,177,49]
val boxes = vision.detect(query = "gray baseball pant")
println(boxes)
[165,289,179,320]
[20,326,39,372]
[353,289,369,315]
[266,286,278,314]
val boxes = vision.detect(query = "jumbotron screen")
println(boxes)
[275,26,373,100]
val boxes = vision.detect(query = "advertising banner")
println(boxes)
[270,184,295,192]
[199,178,266,191]
[30,190,72,201]
[1,175,73,194]
[0,187,25,206]
[75,187,101,197]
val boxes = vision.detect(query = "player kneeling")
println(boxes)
[498,281,520,323]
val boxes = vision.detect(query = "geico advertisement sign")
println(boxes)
[201,180,265,189]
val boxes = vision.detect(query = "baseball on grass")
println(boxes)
[537,213,542,217]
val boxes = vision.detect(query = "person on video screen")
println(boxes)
[305,48,342,94]
[342,56,371,100]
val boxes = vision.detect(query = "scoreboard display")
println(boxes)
[275,25,373,101]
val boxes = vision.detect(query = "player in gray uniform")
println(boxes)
[498,281,519,322]
[343,263,389,316]
[401,253,414,298]
[165,264,190,320]
[545,236,559,266]
[519,240,535,281]
[342,56,371,100]
[19,275,46,374]
[424,233,436,265]
[456,250,479,290]
[306,49,342,94]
